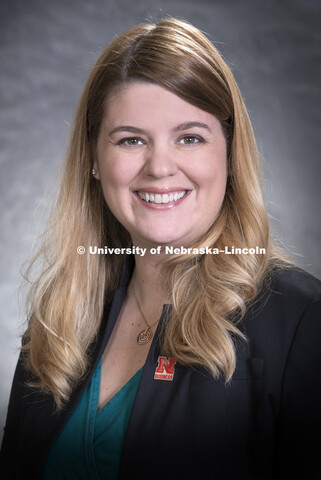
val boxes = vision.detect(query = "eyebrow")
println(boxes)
[108,126,146,136]
[172,121,211,133]
[107,121,211,136]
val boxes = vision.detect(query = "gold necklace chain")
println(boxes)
[132,273,159,345]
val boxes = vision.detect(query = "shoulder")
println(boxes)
[241,265,321,362]
[267,264,321,302]
[248,264,321,323]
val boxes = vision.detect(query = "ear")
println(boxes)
[91,148,100,180]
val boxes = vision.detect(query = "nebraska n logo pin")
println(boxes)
[154,356,177,381]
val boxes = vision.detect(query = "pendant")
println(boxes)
[137,328,153,345]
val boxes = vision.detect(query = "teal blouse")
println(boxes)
[41,358,143,479]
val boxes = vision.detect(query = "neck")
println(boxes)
[131,250,169,306]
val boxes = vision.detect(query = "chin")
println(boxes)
[139,233,193,248]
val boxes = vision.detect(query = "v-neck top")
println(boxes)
[40,358,143,480]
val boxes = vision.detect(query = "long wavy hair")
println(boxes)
[23,17,286,408]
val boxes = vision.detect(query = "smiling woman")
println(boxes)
[1,17,321,480]
[93,83,228,247]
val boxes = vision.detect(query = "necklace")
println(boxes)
[132,274,159,345]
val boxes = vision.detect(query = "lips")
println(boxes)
[137,190,187,204]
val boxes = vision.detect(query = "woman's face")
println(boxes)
[93,82,228,249]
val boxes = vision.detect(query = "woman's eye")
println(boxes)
[178,135,203,145]
[118,137,144,146]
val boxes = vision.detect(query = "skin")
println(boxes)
[93,82,228,250]
[92,82,228,408]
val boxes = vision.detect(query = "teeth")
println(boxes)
[137,191,187,204]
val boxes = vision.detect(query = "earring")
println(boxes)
[92,168,96,175]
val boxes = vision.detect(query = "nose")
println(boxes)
[143,143,178,179]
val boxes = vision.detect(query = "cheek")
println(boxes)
[97,162,139,227]
[100,161,133,193]
[195,155,228,196]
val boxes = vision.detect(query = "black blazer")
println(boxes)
[1,258,321,479]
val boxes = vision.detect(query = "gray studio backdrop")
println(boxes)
[1,0,320,442]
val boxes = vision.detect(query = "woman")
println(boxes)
[1,17,321,480]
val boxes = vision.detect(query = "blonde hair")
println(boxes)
[23,17,287,407]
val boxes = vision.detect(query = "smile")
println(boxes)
[137,191,187,204]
